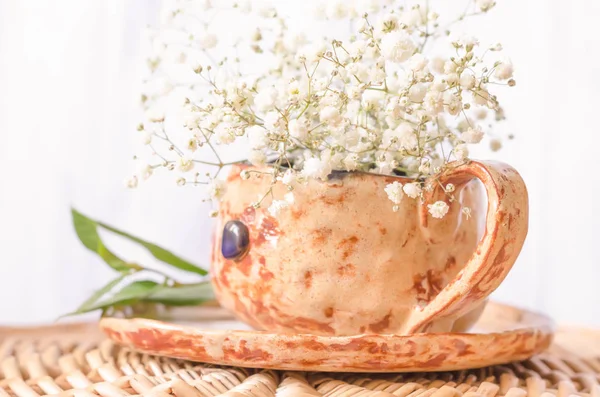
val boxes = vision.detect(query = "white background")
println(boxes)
[0,0,599,327]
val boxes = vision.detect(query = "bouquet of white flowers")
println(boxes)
[129,0,514,220]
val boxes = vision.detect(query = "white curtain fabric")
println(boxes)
[0,0,599,326]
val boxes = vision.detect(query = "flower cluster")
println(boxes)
[130,0,514,218]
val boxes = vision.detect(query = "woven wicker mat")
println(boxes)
[1,322,599,397]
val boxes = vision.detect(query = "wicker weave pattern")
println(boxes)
[0,325,599,397]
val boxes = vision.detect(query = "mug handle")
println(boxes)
[405,160,529,334]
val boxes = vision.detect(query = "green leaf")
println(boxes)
[71,208,136,272]
[60,274,128,317]
[78,274,128,310]
[69,208,213,317]
[74,280,162,313]
[66,280,214,315]
[97,221,207,276]
[145,282,215,306]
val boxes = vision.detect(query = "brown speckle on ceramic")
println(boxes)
[100,301,554,373]
[212,160,529,336]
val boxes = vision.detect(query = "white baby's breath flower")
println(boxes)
[462,207,472,219]
[268,199,289,217]
[187,138,198,152]
[140,165,153,181]
[384,181,404,204]
[313,3,326,18]
[287,79,301,98]
[198,33,218,49]
[356,18,369,33]
[347,63,370,83]
[472,86,491,106]
[445,73,459,86]
[178,156,194,172]
[457,118,472,132]
[380,31,416,63]
[258,5,276,17]
[386,96,402,117]
[490,139,502,152]
[475,0,495,12]
[445,183,455,193]
[347,84,365,100]
[408,53,428,71]
[125,176,138,189]
[400,7,425,27]
[444,60,458,74]
[198,0,212,11]
[142,131,153,145]
[444,91,462,116]
[460,73,476,89]
[423,89,444,115]
[325,1,348,19]
[284,192,295,204]
[408,83,427,102]
[461,126,485,144]
[288,119,308,140]
[299,42,327,64]
[403,182,422,199]
[191,60,203,74]
[183,110,201,129]
[215,126,235,144]
[376,158,397,175]
[302,156,332,180]
[384,123,417,150]
[240,170,250,180]
[495,60,514,80]
[208,179,227,200]
[362,90,384,111]
[354,0,386,13]
[348,39,368,58]
[248,150,267,166]
[370,66,387,85]
[418,159,432,174]
[246,125,269,149]
[343,153,359,171]
[283,32,307,52]
[381,10,399,30]
[231,126,245,138]
[319,106,342,125]
[475,108,488,119]
[454,34,479,49]
[428,201,449,218]
[264,111,283,131]
[453,144,469,161]
[254,87,278,111]
[146,108,165,123]
[428,11,439,21]
[430,57,445,74]
[280,169,296,186]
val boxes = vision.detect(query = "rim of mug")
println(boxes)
[232,161,423,183]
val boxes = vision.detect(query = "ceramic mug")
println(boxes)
[210,160,528,336]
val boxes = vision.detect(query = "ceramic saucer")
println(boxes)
[100,301,554,373]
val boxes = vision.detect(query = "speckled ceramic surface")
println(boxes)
[211,160,529,336]
[100,301,554,373]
